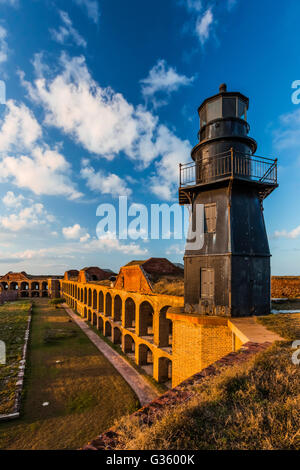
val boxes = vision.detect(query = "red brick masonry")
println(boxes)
[82,341,271,450]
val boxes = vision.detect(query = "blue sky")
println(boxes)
[0,0,300,275]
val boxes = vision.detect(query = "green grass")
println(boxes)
[0,299,139,450]
[112,313,300,450]
[0,301,31,415]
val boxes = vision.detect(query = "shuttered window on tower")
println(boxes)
[204,203,217,233]
[200,268,215,299]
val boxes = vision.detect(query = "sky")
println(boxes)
[0,0,300,275]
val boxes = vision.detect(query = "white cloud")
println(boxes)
[0,201,54,232]
[149,125,190,200]
[22,53,191,200]
[0,26,8,64]
[274,226,300,239]
[73,0,100,24]
[166,243,185,255]
[2,190,24,207]
[195,8,213,44]
[0,100,42,152]
[50,10,87,48]
[273,108,300,151]
[186,0,202,12]
[0,100,82,199]
[81,162,132,197]
[140,59,194,105]
[62,223,90,241]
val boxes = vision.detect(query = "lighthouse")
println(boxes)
[179,84,278,317]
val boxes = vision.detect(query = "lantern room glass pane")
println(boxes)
[222,96,237,118]
[238,98,247,120]
[206,97,222,123]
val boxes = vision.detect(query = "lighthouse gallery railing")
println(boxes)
[179,149,278,188]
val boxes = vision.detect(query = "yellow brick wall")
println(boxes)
[172,321,233,387]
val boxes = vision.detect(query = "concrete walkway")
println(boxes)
[229,317,285,344]
[63,304,159,406]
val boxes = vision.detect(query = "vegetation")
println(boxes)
[0,299,138,450]
[0,301,31,415]
[151,276,184,296]
[113,313,300,450]
[49,298,65,307]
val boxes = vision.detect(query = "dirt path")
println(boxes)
[63,304,159,406]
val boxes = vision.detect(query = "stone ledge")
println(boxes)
[82,341,271,450]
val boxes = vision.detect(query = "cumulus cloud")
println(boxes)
[2,190,24,207]
[273,108,300,151]
[0,201,54,232]
[73,0,100,24]
[50,10,87,48]
[274,226,300,239]
[80,161,132,197]
[62,223,90,242]
[195,8,213,44]
[21,53,191,200]
[0,100,82,199]
[140,59,194,106]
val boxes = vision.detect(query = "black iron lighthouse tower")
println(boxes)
[179,84,278,317]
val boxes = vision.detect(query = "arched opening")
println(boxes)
[10,282,19,290]
[75,301,77,313]
[93,289,97,309]
[20,281,29,291]
[88,309,92,322]
[32,282,39,291]
[113,327,122,345]
[98,316,104,333]
[98,291,104,313]
[114,295,122,322]
[92,312,97,326]
[104,321,112,338]
[124,298,135,329]
[158,306,173,348]
[84,307,87,319]
[105,292,112,317]
[31,291,40,297]
[138,344,153,376]
[81,288,83,302]
[1,282,8,290]
[139,301,154,337]
[84,287,87,304]
[42,291,48,297]
[20,291,29,298]
[88,289,92,307]
[123,334,135,358]
[158,357,172,384]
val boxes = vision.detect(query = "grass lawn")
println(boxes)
[113,313,300,450]
[0,299,138,450]
[0,301,31,415]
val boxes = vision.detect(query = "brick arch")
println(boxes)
[138,343,153,367]
[124,297,136,329]
[92,311,97,326]
[158,305,173,348]
[84,287,87,304]
[105,292,112,317]
[98,315,104,333]
[84,306,87,318]
[123,333,135,354]
[114,295,122,322]
[88,288,92,307]
[138,301,154,337]
[104,320,112,337]
[88,309,92,322]
[113,326,122,345]
[98,290,104,313]
[93,289,97,309]
[157,357,172,383]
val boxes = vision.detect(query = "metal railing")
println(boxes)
[179,149,277,188]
